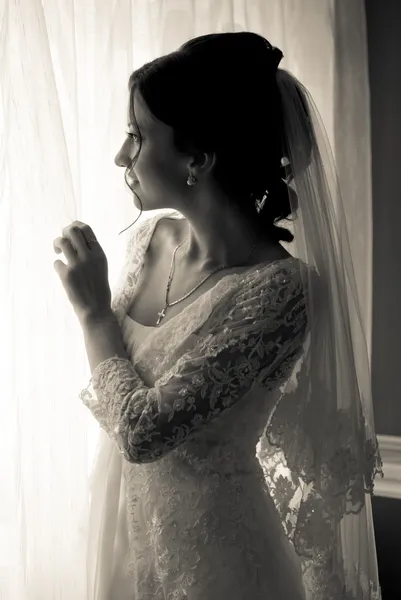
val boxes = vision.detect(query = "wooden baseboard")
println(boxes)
[373,435,401,499]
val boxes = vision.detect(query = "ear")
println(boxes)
[188,150,216,178]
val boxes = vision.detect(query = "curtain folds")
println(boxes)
[0,1,373,598]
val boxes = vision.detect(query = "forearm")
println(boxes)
[78,311,150,462]
[80,311,129,377]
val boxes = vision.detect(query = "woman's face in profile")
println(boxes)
[114,89,190,212]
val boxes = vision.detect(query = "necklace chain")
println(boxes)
[156,232,257,326]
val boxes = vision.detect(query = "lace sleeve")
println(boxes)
[80,264,309,463]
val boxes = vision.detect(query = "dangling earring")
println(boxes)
[187,173,197,186]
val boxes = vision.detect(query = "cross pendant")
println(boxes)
[156,307,166,325]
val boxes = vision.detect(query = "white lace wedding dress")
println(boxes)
[79,210,310,600]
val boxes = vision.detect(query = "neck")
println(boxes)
[172,209,263,271]
[179,226,259,272]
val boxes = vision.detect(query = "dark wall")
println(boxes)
[365,1,401,598]
[367,0,401,437]
[373,496,401,599]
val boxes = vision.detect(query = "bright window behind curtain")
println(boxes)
[0,0,372,598]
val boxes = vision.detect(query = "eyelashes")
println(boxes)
[125,131,140,143]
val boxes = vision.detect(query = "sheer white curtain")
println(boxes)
[0,1,372,598]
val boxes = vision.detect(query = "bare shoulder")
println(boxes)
[143,216,185,267]
[150,214,292,265]
[154,215,185,248]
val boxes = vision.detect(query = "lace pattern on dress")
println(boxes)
[80,211,383,600]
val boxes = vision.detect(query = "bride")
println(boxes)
[74,32,382,600]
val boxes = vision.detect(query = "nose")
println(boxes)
[114,138,135,167]
[114,149,128,167]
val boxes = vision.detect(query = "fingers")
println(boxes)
[62,222,94,240]
[53,236,77,257]
[54,222,98,259]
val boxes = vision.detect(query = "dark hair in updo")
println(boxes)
[124,32,313,243]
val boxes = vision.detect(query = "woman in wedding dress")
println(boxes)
[77,32,382,600]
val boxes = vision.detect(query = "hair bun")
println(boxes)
[263,41,284,72]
